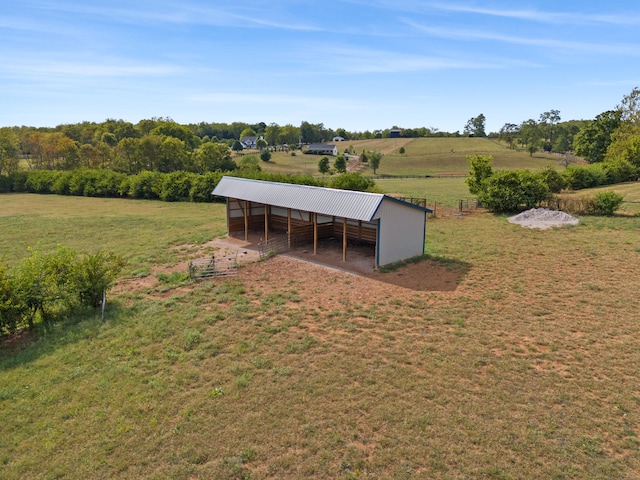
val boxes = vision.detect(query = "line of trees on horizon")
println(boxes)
[1,87,640,176]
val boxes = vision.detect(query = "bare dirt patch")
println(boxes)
[115,235,465,298]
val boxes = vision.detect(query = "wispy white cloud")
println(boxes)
[346,0,640,26]
[402,19,640,56]
[0,57,184,79]
[22,0,323,31]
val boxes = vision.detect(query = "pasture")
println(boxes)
[259,138,563,177]
[1,191,640,479]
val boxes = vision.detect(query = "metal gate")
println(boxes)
[258,235,296,259]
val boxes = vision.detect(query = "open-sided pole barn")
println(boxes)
[212,176,431,268]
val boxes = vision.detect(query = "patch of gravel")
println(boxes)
[508,208,579,230]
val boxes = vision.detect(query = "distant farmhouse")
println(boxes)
[332,136,345,142]
[239,136,267,150]
[390,129,402,138]
[305,144,338,156]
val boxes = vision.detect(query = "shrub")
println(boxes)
[73,251,126,308]
[586,191,624,216]
[189,172,223,203]
[8,171,28,192]
[563,164,607,190]
[125,170,163,199]
[0,247,125,334]
[601,157,638,184]
[259,149,271,162]
[330,173,375,192]
[0,175,11,193]
[479,170,550,213]
[24,170,62,194]
[466,154,493,195]
[537,167,566,193]
[156,171,196,202]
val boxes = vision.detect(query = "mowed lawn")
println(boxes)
[1,194,640,479]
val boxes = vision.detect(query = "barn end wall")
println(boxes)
[375,199,426,267]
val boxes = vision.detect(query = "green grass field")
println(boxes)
[258,138,562,178]
[2,193,640,479]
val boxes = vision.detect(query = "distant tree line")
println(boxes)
[0,118,455,177]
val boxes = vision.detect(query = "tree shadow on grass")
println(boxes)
[0,300,129,370]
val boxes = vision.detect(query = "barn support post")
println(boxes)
[313,212,318,255]
[244,200,249,241]
[342,217,347,261]
[264,204,269,241]
[287,208,292,249]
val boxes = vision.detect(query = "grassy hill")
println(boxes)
[258,138,562,178]
[2,194,640,478]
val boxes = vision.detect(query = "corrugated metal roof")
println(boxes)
[212,176,386,222]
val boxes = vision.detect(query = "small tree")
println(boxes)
[318,156,330,176]
[369,152,382,174]
[399,146,405,155]
[231,140,243,152]
[334,155,347,173]
[465,154,493,195]
[259,149,271,162]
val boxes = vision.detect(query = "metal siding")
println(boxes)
[376,198,427,266]
[212,176,384,221]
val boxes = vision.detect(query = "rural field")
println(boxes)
[256,138,563,178]
[2,181,640,478]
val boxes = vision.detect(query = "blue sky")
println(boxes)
[2,1,640,133]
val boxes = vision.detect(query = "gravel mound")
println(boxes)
[508,208,579,230]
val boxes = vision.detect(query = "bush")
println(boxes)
[259,149,271,162]
[330,173,375,192]
[8,171,28,192]
[125,170,163,199]
[157,171,196,202]
[537,167,566,193]
[0,247,125,334]
[189,172,223,202]
[601,157,638,184]
[0,175,11,193]
[479,170,550,213]
[586,191,624,216]
[24,170,62,194]
[563,164,607,190]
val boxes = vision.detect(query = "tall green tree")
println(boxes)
[464,114,486,137]
[334,155,347,173]
[0,128,21,175]
[194,143,235,172]
[574,110,621,162]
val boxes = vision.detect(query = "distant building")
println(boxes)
[304,144,338,156]
[239,136,267,150]
[332,136,345,142]
[390,129,402,138]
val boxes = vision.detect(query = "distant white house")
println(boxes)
[305,144,338,156]
[332,136,345,142]
[239,136,267,150]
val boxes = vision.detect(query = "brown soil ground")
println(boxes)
[116,234,465,301]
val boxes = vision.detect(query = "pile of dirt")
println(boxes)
[508,208,579,230]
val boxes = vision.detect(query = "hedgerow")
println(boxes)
[0,247,125,335]
[0,169,334,203]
